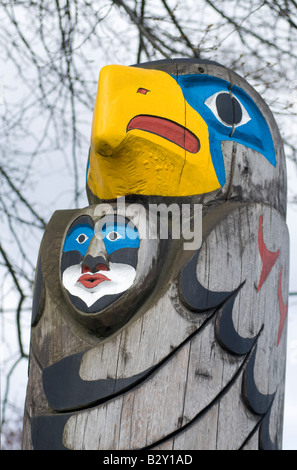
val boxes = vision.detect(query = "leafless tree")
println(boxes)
[1,0,297,447]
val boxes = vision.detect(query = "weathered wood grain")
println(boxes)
[22,199,289,450]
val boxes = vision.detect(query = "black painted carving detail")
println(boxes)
[259,408,278,450]
[216,92,242,126]
[179,250,234,312]
[42,351,154,412]
[242,346,275,416]
[215,287,278,449]
[32,251,280,450]
[31,415,70,451]
[31,257,45,326]
[215,285,258,355]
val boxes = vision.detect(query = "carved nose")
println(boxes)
[82,234,109,272]
[82,255,109,273]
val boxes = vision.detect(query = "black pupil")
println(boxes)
[109,231,118,240]
[216,93,242,125]
[78,234,86,243]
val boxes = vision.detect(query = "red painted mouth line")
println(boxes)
[127,115,200,154]
[78,273,111,288]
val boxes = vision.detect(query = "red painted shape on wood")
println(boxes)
[277,266,288,346]
[257,214,280,292]
[137,87,150,95]
[127,115,200,154]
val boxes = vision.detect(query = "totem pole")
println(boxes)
[22,58,289,450]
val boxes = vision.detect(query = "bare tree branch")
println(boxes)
[160,0,200,57]
[0,166,46,227]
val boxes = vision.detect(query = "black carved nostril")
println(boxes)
[82,255,108,273]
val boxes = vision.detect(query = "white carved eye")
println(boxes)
[106,231,122,241]
[205,91,251,128]
[76,233,89,244]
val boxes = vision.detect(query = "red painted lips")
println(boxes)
[78,273,111,288]
[127,115,200,154]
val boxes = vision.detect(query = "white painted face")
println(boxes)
[59,204,161,336]
[60,212,141,314]
[62,262,136,308]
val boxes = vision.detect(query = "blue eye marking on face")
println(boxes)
[171,74,276,187]
[101,222,140,255]
[63,224,95,257]
[63,217,140,258]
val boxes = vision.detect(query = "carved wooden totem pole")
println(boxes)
[22,59,289,450]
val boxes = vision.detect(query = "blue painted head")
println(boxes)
[172,73,276,187]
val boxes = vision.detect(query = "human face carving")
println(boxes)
[61,214,140,313]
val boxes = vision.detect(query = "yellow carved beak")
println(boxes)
[87,64,220,199]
